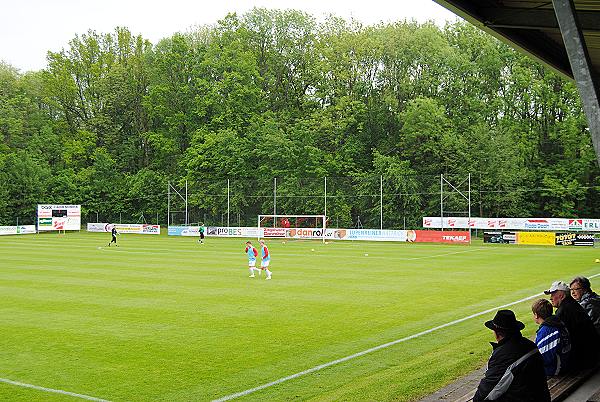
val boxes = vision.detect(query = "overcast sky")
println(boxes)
[1,0,459,72]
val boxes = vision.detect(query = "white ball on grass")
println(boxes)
[311,248,315,252]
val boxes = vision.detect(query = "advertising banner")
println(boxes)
[87,223,113,232]
[286,228,330,239]
[115,224,160,234]
[263,228,288,237]
[37,205,81,231]
[167,226,205,236]
[338,229,408,242]
[0,225,36,235]
[483,231,517,244]
[88,223,160,235]
[423,216,600,232]
[517,231,555,246]
[410,230,470,243]
[204,227,260,238]
[583,219,600,231]
[188,227,471,243]
[555,233,595,246]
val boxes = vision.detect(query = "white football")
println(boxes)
[311,248,315,252]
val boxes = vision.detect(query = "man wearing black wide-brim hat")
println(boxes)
[473,309,550,401]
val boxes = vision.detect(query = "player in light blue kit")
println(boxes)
[245,241,259,277]
[259,240,272,280]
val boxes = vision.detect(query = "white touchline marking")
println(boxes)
[0,378,110,401]
[400,248,487,260]
[213,272,600,402]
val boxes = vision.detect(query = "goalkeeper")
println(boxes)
[107,225,118,247]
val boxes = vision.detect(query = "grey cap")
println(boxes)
[544,281,570,294]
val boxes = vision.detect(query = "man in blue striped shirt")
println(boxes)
[532,298,571,376]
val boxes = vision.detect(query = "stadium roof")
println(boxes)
[432,0,600,166]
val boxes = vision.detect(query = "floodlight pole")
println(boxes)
[185,180,188,225]
[469,173,472,245]
[227,178,230,228]
[324,176,327,218]
[440,174,444,231]
[273,177,277,225]
[380,175,383,230]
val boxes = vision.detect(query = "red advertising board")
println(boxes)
[412,230,470,243]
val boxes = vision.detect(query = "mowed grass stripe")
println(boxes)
[1,232,599,401]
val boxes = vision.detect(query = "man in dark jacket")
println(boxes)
[545,281,599,370]
[473,309,550,402]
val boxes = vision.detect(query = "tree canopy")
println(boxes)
[1,9,598,227]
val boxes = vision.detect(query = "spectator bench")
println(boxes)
[436,365,599,402]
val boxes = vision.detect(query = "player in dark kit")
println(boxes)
[108,225,118,247]
[198,226,205,244]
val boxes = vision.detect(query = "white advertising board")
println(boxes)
[87,223,160,235]
[423,217,600,232]
[0,225,36,235]
[37,205,81,231]
[203,227,260,238]
[167,226,206,236]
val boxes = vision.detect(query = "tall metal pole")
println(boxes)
[273,177,277,226]
[440,174,444,231]
[324,177,327,219]
[185,180,188,225]
[167,181,170,228]
[227,179,230,228]
[552,0,600,168]
[380,175,383,230]
[468,173,472,244]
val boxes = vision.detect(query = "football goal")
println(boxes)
[258,215,327,243]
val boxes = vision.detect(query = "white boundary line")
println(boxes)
[0,378,110,401]
[213,272,600,402]
[400,248,486,260]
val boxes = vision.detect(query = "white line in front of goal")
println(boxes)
[213,272,600,402]
[0,377,110,401]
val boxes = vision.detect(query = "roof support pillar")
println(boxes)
[552,0,600,167]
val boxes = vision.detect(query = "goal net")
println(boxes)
[258,215,327,243]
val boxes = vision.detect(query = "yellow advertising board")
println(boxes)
[517,231,555,246]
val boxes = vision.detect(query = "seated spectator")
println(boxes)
[473,309,550,402]
[569,276,600,336]
[545,281,599,370]
[531,298,571,376]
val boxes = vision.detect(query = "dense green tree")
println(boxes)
[1,13,599,226]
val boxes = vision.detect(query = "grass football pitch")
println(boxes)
[1,232,599,401]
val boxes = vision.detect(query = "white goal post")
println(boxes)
[258,215,327,243]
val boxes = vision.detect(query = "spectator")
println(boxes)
[473,309,550,402]
[569,276,600,336]
[545,281,599,370]
[531,298,571,376]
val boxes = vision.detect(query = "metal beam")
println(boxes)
[433,0,574,78]
[482,9,600,31]
[552,0,600,167]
